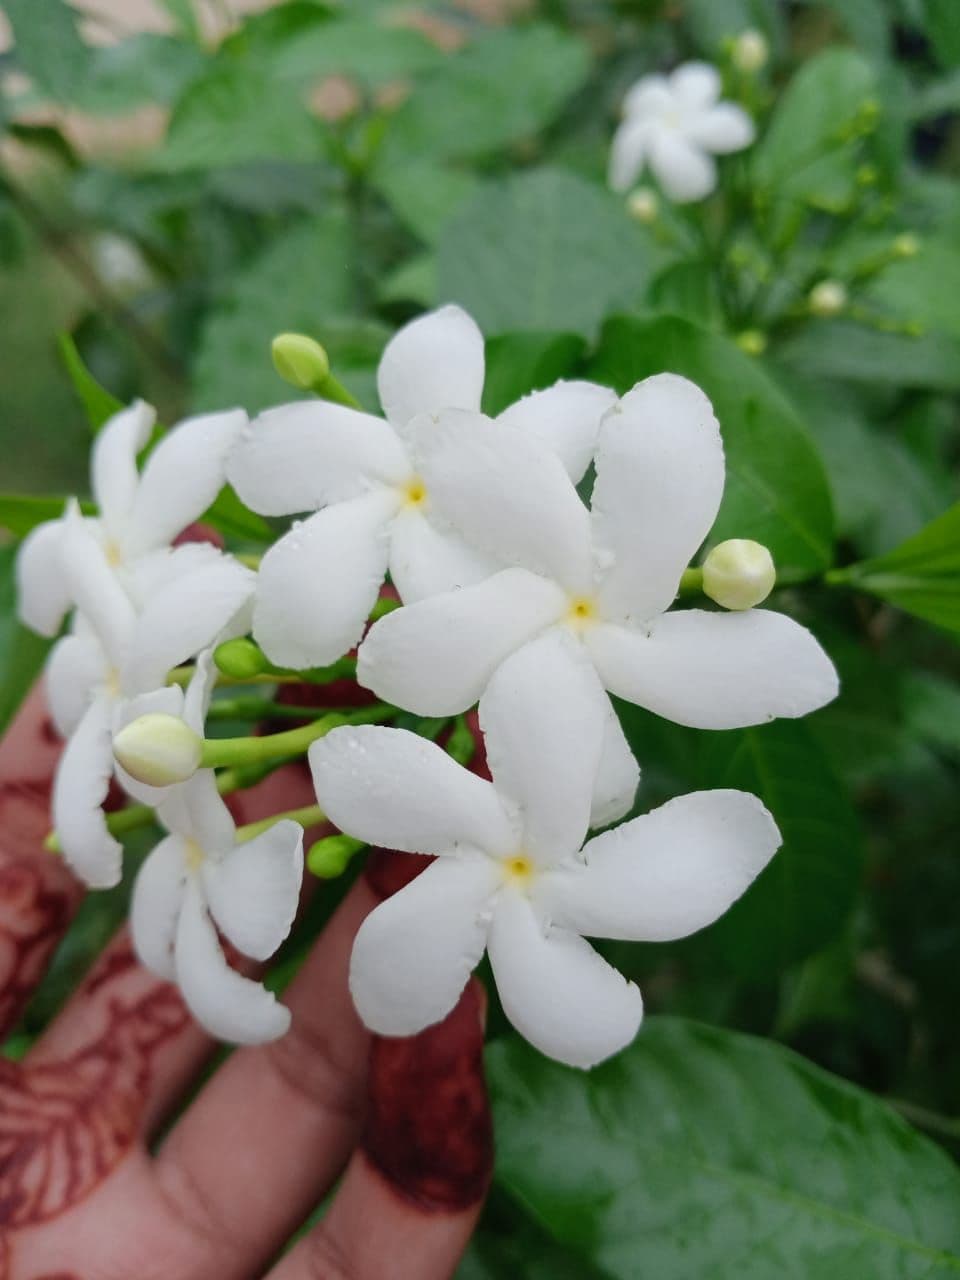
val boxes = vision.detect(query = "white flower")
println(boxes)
[609,62,755,202]
[358,374,838,755]
[227,304,616,669]
[17,398,247,637]
[311,631,781,1069]
[47,510,254,888]
[131,658,303,1045]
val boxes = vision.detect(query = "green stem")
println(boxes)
[199,705,392,770]
[236,804,326,843]
[316,371,362,410]
[679,566,703,593]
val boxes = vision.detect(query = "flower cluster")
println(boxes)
[19,300,838,1066]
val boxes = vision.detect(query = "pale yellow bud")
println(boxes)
[808,280,847,317]
[114,714,202,787]
[703,539,776,610]
[732,29,768,73]
[626,187,659,224]
[892,232,920,258]
[271,333,330,392]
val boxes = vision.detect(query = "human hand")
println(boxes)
[0,686,492,1280]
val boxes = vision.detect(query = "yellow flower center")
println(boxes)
[566,596,597,628]
[104,539,122,567]
[502,854,535,886]
[184,838,205,873]
[403,477,427,507]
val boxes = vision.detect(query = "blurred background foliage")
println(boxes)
[1,0,959,1274]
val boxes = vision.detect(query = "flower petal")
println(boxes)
[670,61,721,110]
[16,518,70,637]
[495,381,618,483]
[60,504,137,667]
[479,630,607,865]
[593,374,724,623]
[688,103,755,154]
[349,855,499,1036]
[488,890,643,1069]
[252,491,396,668]
[121,552,254,694]
[358,568,567,716]
[377,304,485,436]
[45,633,109,737]
[621,74,672,118]
[175,882,291,1044]
[127,541,226,607]
[90,400,155,538]
[416,409,593,593]
[52,697,123,888]
[310,726,516,857]
[608,116,652,192]
[203,819,303,961]
[124,409,248,556]
[388,507,500,604]
[541,790,780,942]
[591,705,640,829]
[587,610,840,730]
[649,129,716,202]
[130,834,188,980]
[227,402,410,517]
[159,769,236,853]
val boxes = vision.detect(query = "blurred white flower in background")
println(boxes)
[609,62,755,202]
[312,631,781,1069]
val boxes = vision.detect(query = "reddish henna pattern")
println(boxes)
[0,948,189,1232]
[0,781,82,1040]
[364,982,492,1212]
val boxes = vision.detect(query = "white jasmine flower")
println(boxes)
[358,373,838,739]
[17,398,247,636]
[609,62,755,201]
[131,658,303,1044]
[227,304,616,669]
[47,509,254,888]
[311,632,781,1069]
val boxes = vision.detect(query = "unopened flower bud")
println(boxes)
[214,636,269,679]
[703,539,776,610]
[732,29,768,73]
[808,280,847,317]
[735,329,767,356]
[892,232,920,258]
[114,714,202,786]
[627,186,658,224]
[271,332,330,392]
[307,834,365,879]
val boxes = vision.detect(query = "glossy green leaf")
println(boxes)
[482,333,585,417]
[488,1019,960,1279]
[0,546,50,736]
[830,503,960,634]
[903,670,960,757]
[699,721,862,974]
[438,169,657,339]
[4,0,92,102]
[373,163,478,245]
[58,334,124,432]
[589,315,835,575]
[867,241,960,341]
[777,321,960,392]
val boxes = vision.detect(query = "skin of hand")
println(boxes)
[0,685,493,1280]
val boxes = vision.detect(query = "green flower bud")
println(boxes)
[735,329,767,356]
[892,232,920,258]
[271,332,330,392]
[308,834,365,879]
[703,540,776,611]
[808,280,847,317]
[114,714,202,786]
[214,636,269,679]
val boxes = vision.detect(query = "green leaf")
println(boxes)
[0,493,81,538]
[699,721,862,974]
[192,213,386,415]
[202,487,273,545]
[157,0,203,42]
[382,26,590,163]
[777,321,960,392]
[437,169,657,339]
[0,546,50,736]
[77,35,206,114]
[819,0,891,59]
[903,670,960,757]
[58,334,124,432]
[3,0,92,102]
[681,0,782,53]
[488,1018,960,1278]
[589,315,835,576]
[924,0,960,66]
[752,49,877,209]
[830,503,960,634]
[258,16,440,88]
[482,333,585,417]
[373,162,478,245]
[867,241,960,341]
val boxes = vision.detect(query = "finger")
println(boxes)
[148,876,376,1279]
[0,685,83,1040]
[267,979,492,1280]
